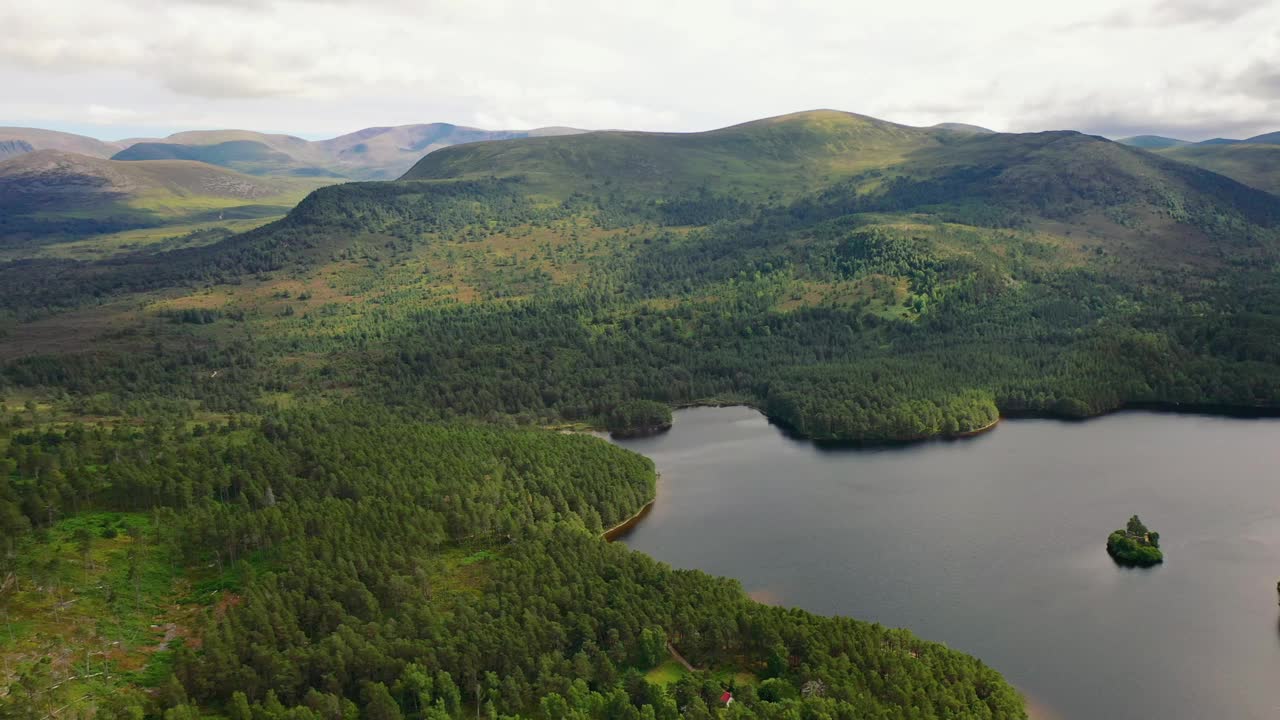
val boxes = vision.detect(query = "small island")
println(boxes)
[1107,515,1163,567]
[606,399,674,438]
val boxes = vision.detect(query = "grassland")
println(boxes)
[1158,142,1280,195]
[1,513,206,716]
[0,150,335,254]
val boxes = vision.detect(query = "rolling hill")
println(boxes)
[403,110,943,194]
[2,108,1276,441]
[1157,142,1280,195]
[111,139,340,178]
[1111,128,1280,195]
[1117,134,1190,149]
[1244,131,1280,144]
[406,109,1277,240]
[111,123,588,179]
[0,124,589,179]
[932,122,996,134]
[0,150,334,250]
[0,126,124,158]
[0,149,286,201]
[0,139,34,160]
[315,122,587,178]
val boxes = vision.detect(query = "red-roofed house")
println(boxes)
[719,691,734,706]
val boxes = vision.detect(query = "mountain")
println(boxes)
[0,139,34,160]
[1187,131,1280,146]
[405,109,1274,233]
[112,139,342,178]
[1155,141,1280,195]
[315,122,588,178]
[932,122,996,133]
[1244,131,1280,144]
[111,123,588,179]
[5,108,1277,440]
[0,149,333,246]
[0,149,297,203]
[1117,134,1190,149]
[0,124,588,178]
[0,126,124,158]
[403,110,941,193]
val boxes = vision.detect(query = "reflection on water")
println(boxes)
[610,406,1280,720]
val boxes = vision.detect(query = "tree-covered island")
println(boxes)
[1107,515,1164,566]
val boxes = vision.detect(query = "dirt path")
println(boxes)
[666,641,697,672]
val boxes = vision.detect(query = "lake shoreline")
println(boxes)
[605,410,1052,720]
[604,406,1280,719]
[563,397,1279,449]
[691,398,1279,448]
[601,472,660,541]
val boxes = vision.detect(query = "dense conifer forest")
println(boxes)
[0,407,1024,719]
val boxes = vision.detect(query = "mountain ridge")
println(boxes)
[1,123,590,180]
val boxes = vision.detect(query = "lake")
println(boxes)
[608,406,1280,720]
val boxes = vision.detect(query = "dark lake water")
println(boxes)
[608,406,1280,720]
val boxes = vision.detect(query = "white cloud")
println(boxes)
[86,104,140,122]
[0,0,1277,140]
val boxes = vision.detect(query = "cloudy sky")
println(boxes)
[2,0,1277,141]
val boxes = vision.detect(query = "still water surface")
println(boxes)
[609,406,1280,720]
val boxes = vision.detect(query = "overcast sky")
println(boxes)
[2,0,1277,141]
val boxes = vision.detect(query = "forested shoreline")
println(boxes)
[0,405,1028,719]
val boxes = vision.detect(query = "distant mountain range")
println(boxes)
[0,122,590,247]
[2,114,1277,249]
[1117,131,1280,148]
[7,109,1280,440]
[0,149,324,205]
[931,122,996,134]
[0,149,333,247]
[0,123,589,180]
[1116,130,1280,195]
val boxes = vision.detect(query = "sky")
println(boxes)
[1,0,1277,141]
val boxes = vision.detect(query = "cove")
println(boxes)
[608,406,1280,720]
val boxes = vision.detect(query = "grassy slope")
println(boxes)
[1,513,200,715]
[403,109,939,195]
[0,128,123,159]
[0,110,1277,438]
[112,125,590,180]
[1116,135,1189,149]
[1157,143,1280,195]
[111,140,342,179]
[0,150,335,255]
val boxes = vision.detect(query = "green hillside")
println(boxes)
[403,110,938,194]
[1117,135,1189,149]
[0,150,334,258]
[112,140,342,178]
[109,124,589,180]
[0,127,124,158]
[2,110,1276,441]
[1158,142,1280,195]
[1244,131,1280,144]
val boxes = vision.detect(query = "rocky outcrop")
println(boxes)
[0,139,34,160]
